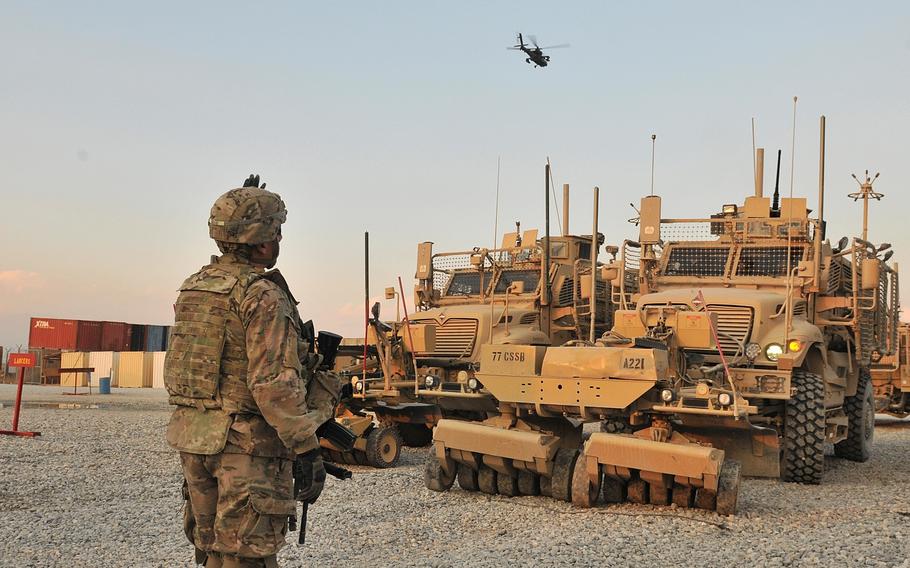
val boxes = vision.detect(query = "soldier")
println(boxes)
[165,175,337,568]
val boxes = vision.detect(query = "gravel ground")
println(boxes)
[1,384,909,568]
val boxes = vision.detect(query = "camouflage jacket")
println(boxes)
[165,253,321,459]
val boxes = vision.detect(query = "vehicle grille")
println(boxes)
[706,305,753,355]
[411,318,478,358]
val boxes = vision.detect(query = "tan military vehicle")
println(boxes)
[422,118,897,513]
[606,123,898,484]
[323,184,615,467]
[871,323,910,418]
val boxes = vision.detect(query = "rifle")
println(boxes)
[289,327,355,545]
[289,459,353,544]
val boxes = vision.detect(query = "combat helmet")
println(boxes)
[209,175,287,244]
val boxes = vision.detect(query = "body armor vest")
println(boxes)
[164,258,263,414]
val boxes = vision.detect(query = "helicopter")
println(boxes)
[508,33,569,68]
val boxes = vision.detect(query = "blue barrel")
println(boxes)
[98,377,111,394]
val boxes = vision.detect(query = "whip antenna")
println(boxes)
[650,134,657,196]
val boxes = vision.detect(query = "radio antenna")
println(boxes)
[492,155,501,255]
[751,117,757,183]
[784,96,798,336]
[650,134,657,196]
[546,157,562,235]
[771,149,782,217]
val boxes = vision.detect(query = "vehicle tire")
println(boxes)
[570,455,601,508]
[457,464,479,491]
[550,449,579,502]
[781,368,826,484]
[365,426,403,468]
[834,367,874,462]
[477,466,498,495]
[715,459,741,515]
[398,423,434,447]
[423,450,455,492]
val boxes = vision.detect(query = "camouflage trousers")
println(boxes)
[180,451,296,567]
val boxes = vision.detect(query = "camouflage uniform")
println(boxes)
[166,183,331,568]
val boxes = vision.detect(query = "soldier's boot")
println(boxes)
[221,554,279,568]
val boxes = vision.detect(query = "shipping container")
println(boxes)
[100,322,131,351]
[118,352,153,388]
[29,318,78,350]
[75,320,103,351]
[145,325,168,352]
[129,324,146,351]
[88,351,120,387]
[151,352,166,389]
[60,352,90,387]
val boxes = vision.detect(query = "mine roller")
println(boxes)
[423,309,746,514]
[323,174,616,468]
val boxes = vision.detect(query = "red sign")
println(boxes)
[7,353,36,368]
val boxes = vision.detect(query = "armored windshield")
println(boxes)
[664,247,730,277]
[444,272,491,296]
[735,247,805,277]
[494,269,541,294]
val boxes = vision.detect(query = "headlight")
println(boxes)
[660,388,675,402]
[424,375,439,388]
[787,339,802,353]
[745,342,762,361]
[717,392,733,407]
[354,380,364,393]
[764,343,784,361]
[467,377,480,390]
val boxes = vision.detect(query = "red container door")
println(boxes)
[28,318,78,350]
[75,320,103,351]
[100,322,131,351]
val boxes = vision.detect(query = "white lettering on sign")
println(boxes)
[34,320,52,329]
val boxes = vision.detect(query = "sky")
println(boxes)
[1,1,909,351]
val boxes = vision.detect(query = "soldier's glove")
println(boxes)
[293,449,326,505]
[242,173,267,189]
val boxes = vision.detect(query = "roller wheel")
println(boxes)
[365,426,402,468]
[694,488,716,510]
[602,477,626,503]
[517,470,540,496]
[626,479,648,504]
[497,473,519,497]
[539,475,552,497]
[398,423,434,447]
[457,464,479,491]
[477,466,498,495]
[648,483,670,506]
[599,418,634,434]
[550,449,579,502]
[782,368,826,484]
[423,450,455,492]
[671,484,694,508]
[834,367,874,462]
[715,459,741,515]
[570,455,601,508]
